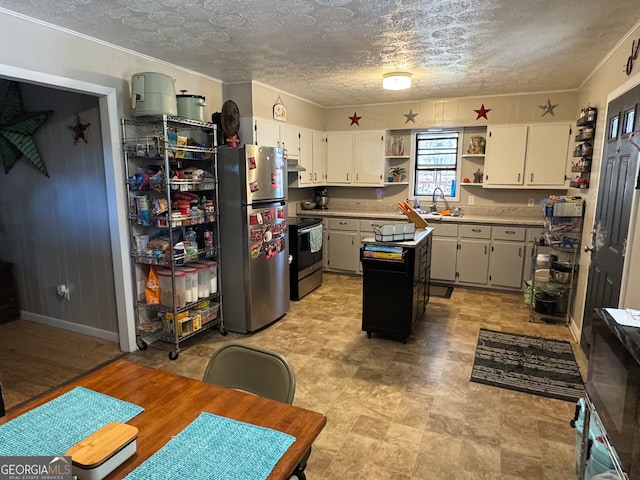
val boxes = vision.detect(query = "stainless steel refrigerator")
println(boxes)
[217,145,290,332]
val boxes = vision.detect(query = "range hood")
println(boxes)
[287,159,306,172]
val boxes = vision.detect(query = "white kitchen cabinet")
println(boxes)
[456,225,491,285]
[489,242,525,288]
[524,124,571,187]
[488,226,527,289]
[312,130,327,184]
[328,231,359,272]
[430,223,458,282]
[484,123,571,188]
[353,131,385,185]
[327,218,360,272]
[457,240,490,284]
[326,132,353,183]
[253,118,300,158]
[326,131,384,185]
[484,125,528,186]
[292,127,313,186]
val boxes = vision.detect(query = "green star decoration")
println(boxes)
[403,109,418,123]
[539,99,558,117]
[0,81,52,176]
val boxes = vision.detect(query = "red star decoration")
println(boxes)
[348,112,362,126]
[474,104,491,120]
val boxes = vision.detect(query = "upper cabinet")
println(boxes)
[483,123,571,189]
[326,131,385,186]
[252,118,300,158]
[289,128,326,188]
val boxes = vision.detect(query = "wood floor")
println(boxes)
[0,319,123,412]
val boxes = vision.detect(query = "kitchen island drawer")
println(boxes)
[459,225,491,239]
[329,218,360,231]
[492,226,526,241]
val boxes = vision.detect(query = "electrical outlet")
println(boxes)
[528,198,535,207]
[468,195,475,206]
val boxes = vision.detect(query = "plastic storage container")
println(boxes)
[572,398,587,472]
[585,410,618,480]
[156,269,187,308]
[176,266,198,304]
[197,260,218,294]
[187,263,210,299]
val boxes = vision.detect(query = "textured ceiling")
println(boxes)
[0,1,638,107]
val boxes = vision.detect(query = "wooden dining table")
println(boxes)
[0,358,327,479]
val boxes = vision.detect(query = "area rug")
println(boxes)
[430,285,453,299]
[470,328,584,402]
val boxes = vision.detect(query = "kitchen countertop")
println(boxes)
[296,208,545,226]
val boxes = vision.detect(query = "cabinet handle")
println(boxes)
[517,173,521,182]
[314,172,317,181]
[484,245,487,255]
[505,230,516,235]
[351,237,354,245]
[519,247,522,257]
[340,221,347,225]
[472,228,481,232]
[346,173,349,181]
[356,173,359,181]
[530,173,534,182]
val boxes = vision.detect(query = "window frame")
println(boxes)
[411,129,462,201]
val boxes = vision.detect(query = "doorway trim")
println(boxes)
[0,64,135,352]
[605,75,640,306]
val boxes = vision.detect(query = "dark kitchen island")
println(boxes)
[360,227,433,344]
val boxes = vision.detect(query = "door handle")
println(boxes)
[584,245,595,252]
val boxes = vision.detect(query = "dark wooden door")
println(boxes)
[581,88,640,355]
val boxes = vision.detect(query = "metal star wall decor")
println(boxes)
[348,112,362,126]
[68,114,90,144]
[539,99,558,117]
[474,104,491,120]
[0,81,52,176]
[403,109,418,123]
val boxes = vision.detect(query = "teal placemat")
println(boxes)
[124,412,296,480]
[0,386,144,456]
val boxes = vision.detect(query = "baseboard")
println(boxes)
[20,311,119,343]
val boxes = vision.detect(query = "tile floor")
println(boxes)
[126,273,587,480]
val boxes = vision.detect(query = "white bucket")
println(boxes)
[131,72,178,117]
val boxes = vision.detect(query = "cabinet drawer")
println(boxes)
[492,227,526,241]
[431,223,458,237]
[459,225,491,239]
[329,218,360,231]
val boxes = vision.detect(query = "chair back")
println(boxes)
[203,342,296,404]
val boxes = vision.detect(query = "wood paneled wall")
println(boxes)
[0,81,118,335]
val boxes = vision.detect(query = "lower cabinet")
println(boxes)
[457,239,490,284]
[431,224,458,282]
[457,225,491,285]
[488,227,527,289]
[322,215,538,291]
[327,218,360,272]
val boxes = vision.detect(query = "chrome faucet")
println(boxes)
[431,187,444,212]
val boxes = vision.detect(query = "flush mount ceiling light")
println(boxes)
[382,72,412,90]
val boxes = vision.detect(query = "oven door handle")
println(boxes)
[298,226,321,235]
